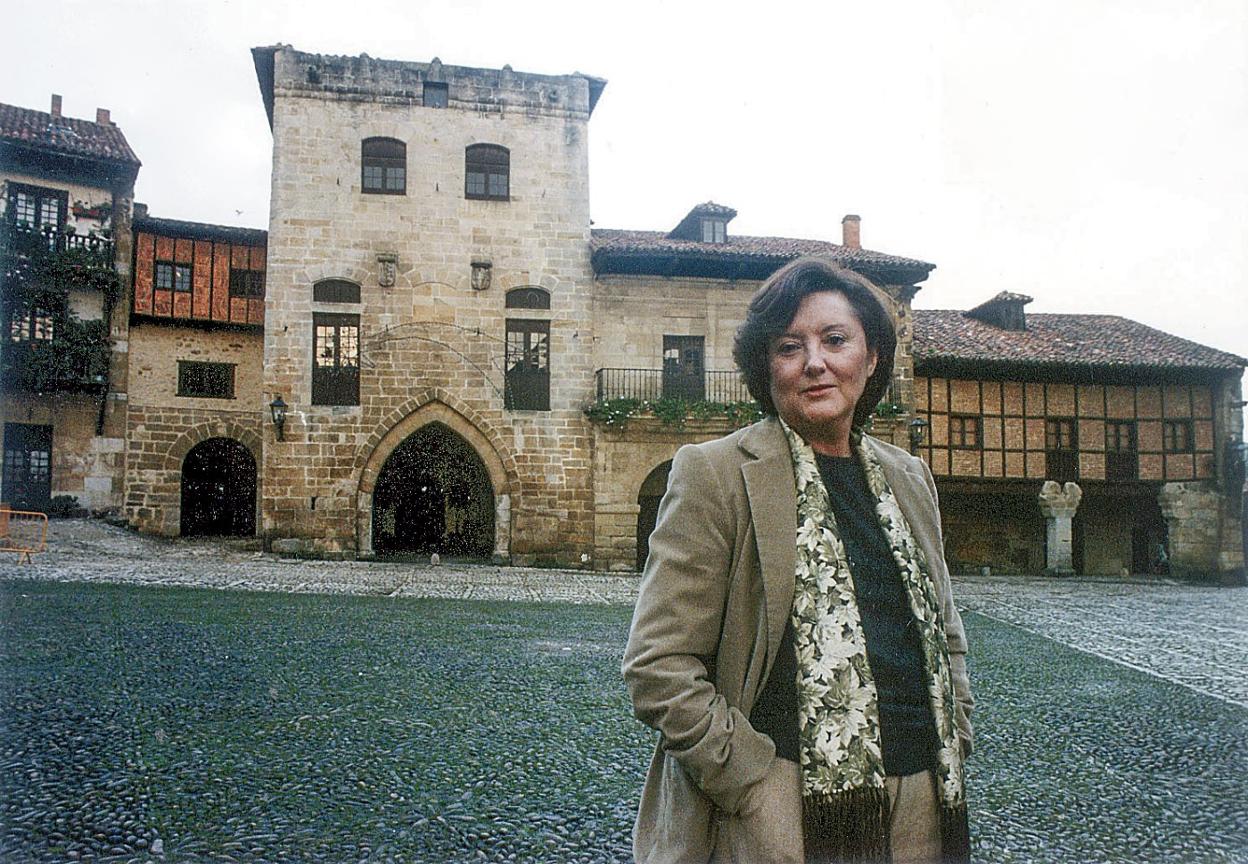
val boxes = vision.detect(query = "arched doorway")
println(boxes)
[636,461,673,571]
[372,422,495,558]
[180,438,256,536]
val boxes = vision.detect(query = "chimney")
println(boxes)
[96,108,111,126]
[50,94,62,118]
[841,214,861,249]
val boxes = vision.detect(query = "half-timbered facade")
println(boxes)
[912,294,1245,579]
[123,213,267,537]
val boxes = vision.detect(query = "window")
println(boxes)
[504,287,550,309]
[312,313,361,405]
[361,137,407,195]
[465,144,510,201]
[8,305,55,342]
[1163,420,1193,454]
[177,361,235,399]
[155,261,192,293]
[6,183,66,231]
[424,81,448,108]
[313,279,361,304]
[229,268,264,299]
[504,319,549,410]
[2,423,52,511]
[1045,418,1078,481]
[1105,420,1138,480]
[949,415,982,449]
[662,335,705,400]
[701,218,727,244]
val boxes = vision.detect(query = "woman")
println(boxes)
[623,257,972,864]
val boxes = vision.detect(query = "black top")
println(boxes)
[749,454,939,776]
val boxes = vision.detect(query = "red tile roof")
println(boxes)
[0,102,140,166]
[591,228,936,284]
[913,310,1245,372]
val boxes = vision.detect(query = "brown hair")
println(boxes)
[732,256,896,429]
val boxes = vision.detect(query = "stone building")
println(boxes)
[4,48,1244,584]
[123,212,267,538]
[0,97,139,513]
[250,46,605,563]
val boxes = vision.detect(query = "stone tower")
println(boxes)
[252,46,605,561]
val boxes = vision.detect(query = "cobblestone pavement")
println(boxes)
[954,574,1248,708]
[4,519,1245,707]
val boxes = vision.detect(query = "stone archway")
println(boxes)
[636,460,673,571]
[180,437,257,537]
[357,400,512,560]
[371,423,494,557]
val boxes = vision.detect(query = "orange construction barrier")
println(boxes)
[0,505,48,563]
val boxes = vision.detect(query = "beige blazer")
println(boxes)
[622,417,973,864]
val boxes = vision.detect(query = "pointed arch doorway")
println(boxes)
[371,422,495,558]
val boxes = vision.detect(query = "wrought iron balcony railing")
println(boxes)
[2,223,115,269]
[594,368,752,403]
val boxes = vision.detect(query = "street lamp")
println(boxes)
[269,395,288,441]
[908,416,928,454]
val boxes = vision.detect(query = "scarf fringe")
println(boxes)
[801,787,891,864]
[939,800,971,864]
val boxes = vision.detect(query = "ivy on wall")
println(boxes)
[584,397,765,430]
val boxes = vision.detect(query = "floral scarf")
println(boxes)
[781,420,968,863]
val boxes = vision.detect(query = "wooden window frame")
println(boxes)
[155,261,193,293]
[465,144,510,201]
[1105,420,1138,480]
[949,414,982,449]
[177,360,236,399]
[504,318,550,411]
[361,137,407,196]
[1163,420,1194,454]
[229,268,265,300]
[312,313,361,406]
[662,335,706,401]
[700,218,727,244]
[6,182,67,231]
[1045,417,1079,481]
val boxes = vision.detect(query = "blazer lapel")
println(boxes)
[868,439,942,564]
[740,420,798,670]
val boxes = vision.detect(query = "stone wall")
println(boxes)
[261,48,597,561]
[124,406,263,536]
[0,393,119,512]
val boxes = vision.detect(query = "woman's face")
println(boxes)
[768,290,878,455]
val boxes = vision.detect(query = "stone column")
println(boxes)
[492,493,511,564]
[1038,481,1083,575]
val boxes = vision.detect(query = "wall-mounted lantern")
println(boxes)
[908,416,928,454]
[269,395,288,441]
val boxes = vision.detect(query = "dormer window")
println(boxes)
[668,202,737,243]
[964,291,1033,331]
[701,218,727,244]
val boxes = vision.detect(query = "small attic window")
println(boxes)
[701,218,727,244]
[668,202,737,243]
[424,81,448,108]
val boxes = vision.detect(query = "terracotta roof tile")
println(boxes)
[913,310,1245,372]
[591,228,935,283]
[0,102,140,166]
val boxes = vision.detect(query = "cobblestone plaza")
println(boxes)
[1,520,1245,862]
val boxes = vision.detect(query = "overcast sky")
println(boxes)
[9,0,1247,384]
